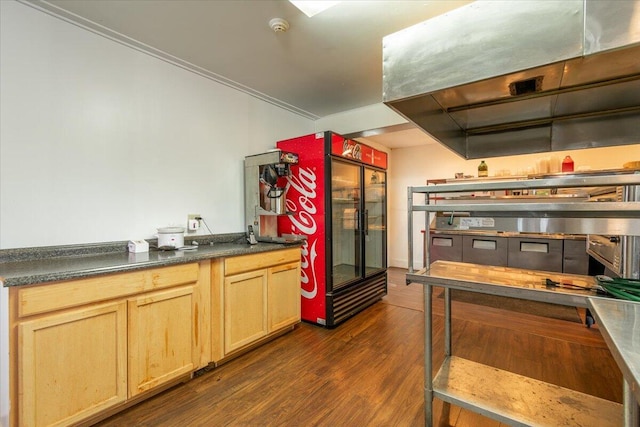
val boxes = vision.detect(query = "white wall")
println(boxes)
[314,103,406,136]
[0,2,314,424]
[0,3,314,249]
[388,143,640,269]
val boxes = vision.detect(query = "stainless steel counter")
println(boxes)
[588,297,640,424]
[408,261,624,427]
[408,172,640,426]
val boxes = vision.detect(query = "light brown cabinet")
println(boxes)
[18,301,127,426]
[9,261,209,427]
[7,247,297,426]
[224,269,268,353]
[267,261,301,331]
[128,286,196,396]
[213,247,301,361]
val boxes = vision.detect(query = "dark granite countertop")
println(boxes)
[0,233,301,287]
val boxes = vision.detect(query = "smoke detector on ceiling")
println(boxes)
[269,18,290,33]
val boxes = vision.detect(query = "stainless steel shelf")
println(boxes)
[435,216,639,236]
[434,356,622,427]
[411,262,628,426]
[406,262,599,308]
[408,172,640,256]
[409,171,639,426]
[412,202,640,235]
[413,172,640,194]
[412,201,640,216]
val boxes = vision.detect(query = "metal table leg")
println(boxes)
[623,380,639,427]
[424,283,433,427]
[444,287,451,356]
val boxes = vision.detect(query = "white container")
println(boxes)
[549,155,561,173]
[157,226,185,249]
[128,239,149,253]
[536,157,550,174]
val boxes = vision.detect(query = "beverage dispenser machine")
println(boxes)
[244,150,300,243]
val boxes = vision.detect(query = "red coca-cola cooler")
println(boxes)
[277,131,387,327]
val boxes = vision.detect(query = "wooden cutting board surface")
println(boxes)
[623,160,640,169]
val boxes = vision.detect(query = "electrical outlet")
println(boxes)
[187,214,200,231]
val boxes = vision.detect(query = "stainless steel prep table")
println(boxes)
[407,171,640,426]
[588,297,640,425]
[407,261,623,427]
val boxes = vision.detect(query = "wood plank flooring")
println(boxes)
[94,267,622,426]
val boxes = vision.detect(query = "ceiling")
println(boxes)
[28,0,473,148]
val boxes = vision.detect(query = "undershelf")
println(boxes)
[433,356,622,427]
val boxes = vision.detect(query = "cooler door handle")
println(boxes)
[364,209,369,236]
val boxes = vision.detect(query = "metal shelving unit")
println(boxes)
[406,171,640,427]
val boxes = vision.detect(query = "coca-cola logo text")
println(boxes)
[342,139,362,161]
[286,166,319,299]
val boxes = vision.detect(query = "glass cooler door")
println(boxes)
[330,160,362,290]
[364,168,386,277]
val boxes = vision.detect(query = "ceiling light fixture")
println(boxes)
[289,1,341,18]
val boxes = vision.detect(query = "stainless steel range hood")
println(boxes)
[382,0,640,159]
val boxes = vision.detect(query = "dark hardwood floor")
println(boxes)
[94,267,622,426]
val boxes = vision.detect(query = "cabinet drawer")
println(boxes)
[429,234,463,263]
[18,263,200,318]
[462,235,508,266]
[224,247,300,276]
[508,238,563,272]
[563,239,589,275]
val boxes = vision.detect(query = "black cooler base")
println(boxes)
[325,271,387,328]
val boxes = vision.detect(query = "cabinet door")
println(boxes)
[128,286,195,397]
[19,301,127,427]
[224,269,268,354]
[463,235,508,266]
[563,239,589,274]
[430,234,463,263]
[268,261,301,332]
[508,237,563,272]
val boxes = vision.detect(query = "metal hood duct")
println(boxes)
[382,0,640,159]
